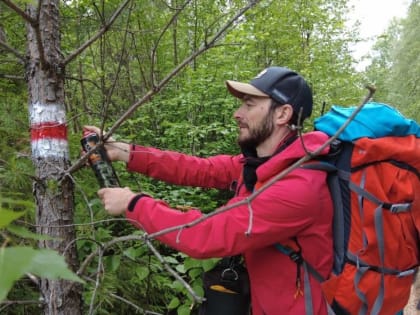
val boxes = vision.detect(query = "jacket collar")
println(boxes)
[256,131,330,182]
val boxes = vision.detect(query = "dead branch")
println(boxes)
[0,38,25,63]
[99,0,136,134]
[146,85,376,241]
[0,0,37,25]
[63,0,131,66]
[76,233,204,304]
[150,0,192,83]
[104,0,260,139]
[0,73,25,80]
[67,0,260,175]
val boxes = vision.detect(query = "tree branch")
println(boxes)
[0,38,25,63]
[0,0,37,25]
[150,0,192,83]
[0,73,25,80]
[77,234,205,304]
[33,1,46,70]
[63,0,131,66]
[145,86,376,241]
[67,0,260,175]
[106,0,260,138]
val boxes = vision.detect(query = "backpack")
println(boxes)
[277,102,420,315]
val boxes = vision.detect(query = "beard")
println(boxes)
[237,110,274,151]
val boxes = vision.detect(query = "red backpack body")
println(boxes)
[320,135,420,315]
[277,103,420,315]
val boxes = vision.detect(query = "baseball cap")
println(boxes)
[226,66,313,120]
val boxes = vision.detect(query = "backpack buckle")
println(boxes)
[389,203,411,213]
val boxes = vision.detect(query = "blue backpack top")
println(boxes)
[314,102,420,141]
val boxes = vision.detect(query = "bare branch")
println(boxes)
[99,0,136,133]
[108,292,163,315]
[0,299,44,313]
[67,0,260,174]
[0,38,25,63]
[145,238,205,303]
[87,248,104,314]
[32,3,46,70]
[145,86,376,240]
[105,0,260,139]
[0,0,37,25]
[0,73,25,80]
[63,0,131,66]
[76,234,204,304]
[150,0,192,82]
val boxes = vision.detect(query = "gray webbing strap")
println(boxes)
[327,302,336,315]
[346,252,417,276]
[371,206,385,315]
[353,171,371,315]
[303,261,314,315]
[348,181,412,214]
[348,171,412,315]
[354,265,370,315]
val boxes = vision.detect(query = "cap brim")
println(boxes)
[226,80,269,99]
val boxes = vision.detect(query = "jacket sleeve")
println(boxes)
[126,145,243,190]
[126,168,331,259]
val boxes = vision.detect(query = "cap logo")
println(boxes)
[254,68,267,79]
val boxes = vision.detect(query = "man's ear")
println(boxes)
[274,104,294,125]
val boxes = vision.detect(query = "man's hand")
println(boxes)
[98,187,137,216]
[83,125,130,162]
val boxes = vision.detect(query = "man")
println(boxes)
[88,66,333,315]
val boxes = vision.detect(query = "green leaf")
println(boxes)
[164,256,179,264]
[175,264,186,274]
[123,246,146,260]
[29,249,84,283]
[0,210,25,228]
[177,304,191,315]
[135,266,150,281]
[0,247,83,302]
[188,268,202,279]
[0,247,31,301]
[201,258,219,272]
[7,224,54,241]
[184,257,202,270]
[104,255,121,272]
[168,297,180,309]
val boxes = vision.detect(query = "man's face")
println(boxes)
[233,95,275,149]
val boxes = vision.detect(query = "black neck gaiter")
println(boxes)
[241,134,298,192]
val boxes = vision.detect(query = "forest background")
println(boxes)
[0,0,419,314]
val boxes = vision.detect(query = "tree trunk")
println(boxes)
[26,1,82,314]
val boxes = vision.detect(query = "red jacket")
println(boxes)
[126,131,333,315]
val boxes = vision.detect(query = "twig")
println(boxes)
[102,0,260,140]
[109,292,163,315]
[144,238,204,303]
[0,38,26,63]
[0,0,37,25]
[150,0,192,83]
[67,0,260,174]
[77,234,204,305]
[63,0,131,66]
[88,248,105,315]
[0,299,43,312]
[99,0,135,133]
[146,85,376,240]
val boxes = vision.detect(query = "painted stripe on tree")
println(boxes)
[31,138,69,158]
[29,102,69,158]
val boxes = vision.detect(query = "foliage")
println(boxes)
[365,0,419,121]
[0,204,83,307]
[2,0,414,314]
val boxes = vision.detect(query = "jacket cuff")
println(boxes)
[127,193,150,212]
